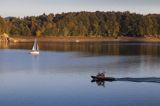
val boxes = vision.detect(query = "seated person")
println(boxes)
[97,72,105,77]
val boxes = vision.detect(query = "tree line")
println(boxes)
[0,11,160,37]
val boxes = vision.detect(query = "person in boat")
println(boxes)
[97,72,105,78]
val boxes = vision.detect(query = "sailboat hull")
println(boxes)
[30,51,39,55]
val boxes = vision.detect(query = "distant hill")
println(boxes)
[4,16,15,21]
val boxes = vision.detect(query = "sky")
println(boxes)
[0,0,160,17]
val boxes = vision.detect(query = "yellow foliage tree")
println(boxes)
[36,30,41,37]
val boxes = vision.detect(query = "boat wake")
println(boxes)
[115,77,160,83]
[91,77,160,87]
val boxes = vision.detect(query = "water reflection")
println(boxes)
[2,42,160,56]
[0,42,8,49]
[91,80,106,87]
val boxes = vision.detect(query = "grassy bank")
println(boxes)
[11,36,160,43]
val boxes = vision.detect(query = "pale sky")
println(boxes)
[0,0,160,17]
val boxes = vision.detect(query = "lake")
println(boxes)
[0,42,160,106]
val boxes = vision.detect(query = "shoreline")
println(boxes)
[11,36,160,43]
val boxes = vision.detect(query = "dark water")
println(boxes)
[1,42,160,106]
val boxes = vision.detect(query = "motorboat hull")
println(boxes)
[91,76,115,81]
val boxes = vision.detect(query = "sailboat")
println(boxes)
[30,38,39,55]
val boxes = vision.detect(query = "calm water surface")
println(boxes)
[0,42,160,106]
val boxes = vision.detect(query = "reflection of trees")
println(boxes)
[6,42,160,56]
[116,43,160,56]
[9,43,32,50]
[40,42,160,56]
[39,42,120,56]
[140,43,160,56]
[0,42,8,49]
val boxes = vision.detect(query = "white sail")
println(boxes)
[32,39,38,51]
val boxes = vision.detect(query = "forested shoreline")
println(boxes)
[0,11,160,37]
